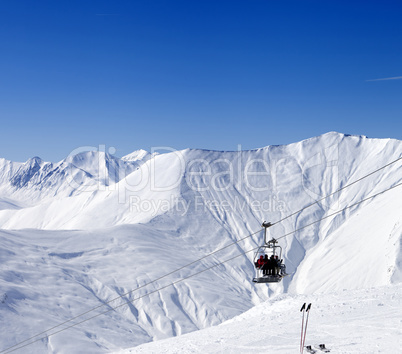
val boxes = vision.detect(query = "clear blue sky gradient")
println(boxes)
[0,0,401,162]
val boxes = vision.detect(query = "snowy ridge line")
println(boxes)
[3,180,402,353]
[1,132,400,230]
[270,153,402,228]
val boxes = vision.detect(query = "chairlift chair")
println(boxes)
[252,222,287,284]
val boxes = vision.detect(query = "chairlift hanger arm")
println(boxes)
[262,221,277,245]
[262,221,272,228]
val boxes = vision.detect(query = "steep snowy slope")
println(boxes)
[0,132,401,353]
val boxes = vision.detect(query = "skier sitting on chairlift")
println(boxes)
[262,255,270,275]
[255,255,265,269]
[275,256,281,275]
[270,255,277,275]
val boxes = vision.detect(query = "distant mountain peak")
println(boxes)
[10,156,49,188]
[122,149,152,162]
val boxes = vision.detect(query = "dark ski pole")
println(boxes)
[302,303,312,351]
[300,303,306,353]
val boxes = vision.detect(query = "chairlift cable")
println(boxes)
[270,154,402,227]
[2,246,261,354]
[1,229,262,353]
[274,180,402,242]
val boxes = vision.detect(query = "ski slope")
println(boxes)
[0,132,401,353]
[124,283,402,354]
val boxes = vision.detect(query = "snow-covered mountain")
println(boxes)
[0,132,401,353]
[0,150,148,204]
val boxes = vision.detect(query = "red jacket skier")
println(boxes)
[256,255,265,268]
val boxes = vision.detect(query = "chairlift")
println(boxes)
[252,221,287,284]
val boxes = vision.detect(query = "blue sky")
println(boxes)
[0,0,401,162]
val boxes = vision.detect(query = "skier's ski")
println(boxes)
[315,344,330,352]
[305,345,317,353]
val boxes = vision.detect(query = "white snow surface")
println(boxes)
[125,283,402,354]
[0,132,401,353]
